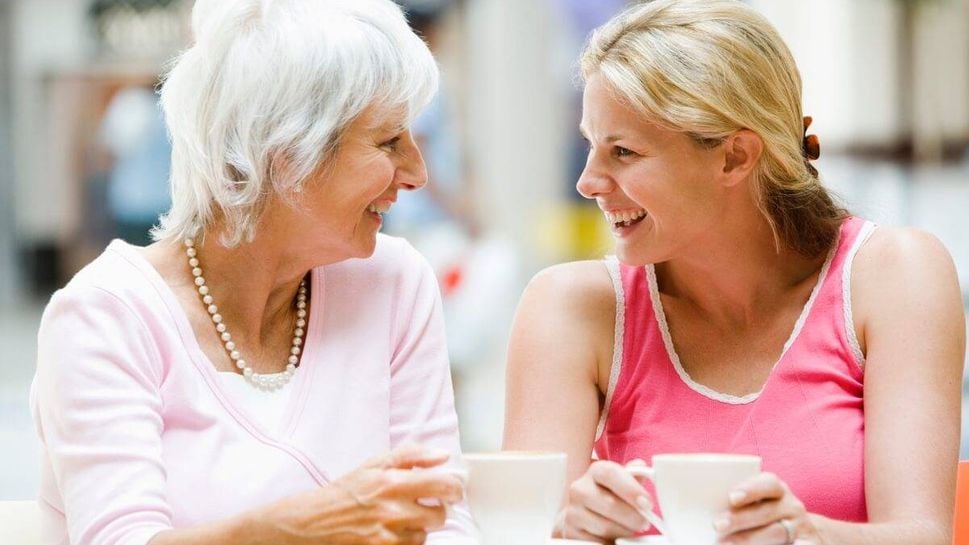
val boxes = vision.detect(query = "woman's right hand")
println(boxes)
[556,460,654,543]
[261,444,465,545]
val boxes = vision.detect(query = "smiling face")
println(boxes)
[577,74,731,266]
[285,104,427,261]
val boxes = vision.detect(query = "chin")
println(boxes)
[615,243,658,267]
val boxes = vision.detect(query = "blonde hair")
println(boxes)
[153,0,439,247]
[581,0,847,257]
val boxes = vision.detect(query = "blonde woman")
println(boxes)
[31,1,475,544]
[504,1,964,544]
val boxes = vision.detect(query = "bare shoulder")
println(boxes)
[851,225,964,355]
[852,226,959,290]
[523,259,616,319]
[512,260,617,387]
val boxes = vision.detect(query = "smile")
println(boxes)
[603,208,647,228]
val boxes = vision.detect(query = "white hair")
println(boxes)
[153,0,440,246]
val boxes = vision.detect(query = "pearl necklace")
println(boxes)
[184,238,306,391]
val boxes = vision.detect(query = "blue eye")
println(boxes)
[614,146,634,158]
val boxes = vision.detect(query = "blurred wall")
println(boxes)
[11,0,94,244]
[749,0,969,157]
[0,1,14,305]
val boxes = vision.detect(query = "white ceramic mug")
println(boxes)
[463,451,567,545]
[625,453,762,545]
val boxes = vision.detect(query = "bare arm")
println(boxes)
[503,261,612,486]
[721,228,965,545]
[503,261,652,541]
[815,228,964,544]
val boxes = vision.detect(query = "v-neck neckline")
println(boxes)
[645,232,840,405]
[108,239,324,440]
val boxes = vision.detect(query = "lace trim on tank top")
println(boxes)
[842,221,878,369]
[595,256,625,442]
[646,231,841,405]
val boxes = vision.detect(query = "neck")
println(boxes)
[656,206,829,327]
[169,224,311,348]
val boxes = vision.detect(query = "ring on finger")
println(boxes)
[777,518,795,545]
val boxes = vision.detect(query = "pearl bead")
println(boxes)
[184,238,302,391]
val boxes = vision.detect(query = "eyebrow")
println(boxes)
[578,125,625,143]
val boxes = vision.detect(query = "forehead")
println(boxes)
[353,103,409,134]
[580,76,659,136]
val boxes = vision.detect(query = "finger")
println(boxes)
[397,529,429,545]
[715,497,785,536]
[565,503,639,541]
[583,482,650,533]
[372,444,451,470]
[588,461,652,513]
[385,501,448,532]
[389,470,465,504]
[728,472,786,507]
[717,517,791,545]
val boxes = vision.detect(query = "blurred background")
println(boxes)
[0,0,968,500]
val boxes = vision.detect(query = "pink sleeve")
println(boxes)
[32,286,173,545]
[388,243,478,544]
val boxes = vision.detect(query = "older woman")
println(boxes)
[30,1,475,544]
[504,1,965,544]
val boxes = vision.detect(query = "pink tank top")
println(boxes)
[594,217,876,522]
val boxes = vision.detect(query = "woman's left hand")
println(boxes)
[714,472,821,545]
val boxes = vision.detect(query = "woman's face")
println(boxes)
[295,104,427,260]
[577,74,729,266]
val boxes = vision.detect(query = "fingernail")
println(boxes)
[713,516,730,533]
[428,448,450,457]
[636,496,651,512]
[728,491,746,505]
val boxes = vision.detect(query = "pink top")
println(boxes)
[30,235,476,545]
[594,217,876,522]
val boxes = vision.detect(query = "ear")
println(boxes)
[721,129,763,187]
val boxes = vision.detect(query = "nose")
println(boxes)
[395,131,428,191]
[576,153,613,199]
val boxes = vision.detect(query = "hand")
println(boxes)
[714,472,820,545]
[556,460,654,542]
[264,444,465,545]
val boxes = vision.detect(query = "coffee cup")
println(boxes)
[463,451,567,545]
[622,453,761,545]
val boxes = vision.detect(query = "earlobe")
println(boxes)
[721,130,763,186]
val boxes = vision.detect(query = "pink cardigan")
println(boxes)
[31,235,476,545]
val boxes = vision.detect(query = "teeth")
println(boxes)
[367,202,391,214]
[603,209,647,225]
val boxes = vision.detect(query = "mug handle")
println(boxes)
[625,464,668,536]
